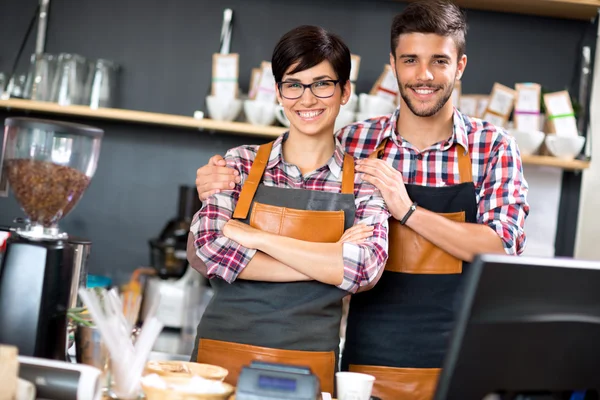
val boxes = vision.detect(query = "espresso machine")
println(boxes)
[0,117,103,361]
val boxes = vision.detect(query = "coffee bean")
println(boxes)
[3,159,90,227]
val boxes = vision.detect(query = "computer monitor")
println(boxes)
[434,254,600,400]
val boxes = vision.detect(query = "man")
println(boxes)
[192,1,529,398]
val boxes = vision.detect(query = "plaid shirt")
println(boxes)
[337,107,529,255]
[190,133,390,293]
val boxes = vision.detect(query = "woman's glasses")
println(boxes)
[277,80,340,100]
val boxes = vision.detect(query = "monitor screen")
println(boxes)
[434,254,600,400]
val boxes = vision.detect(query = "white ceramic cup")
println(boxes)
[342,93,359,113]
[205,95,242,122]
[274,104,290,127]
[335,109,357,132]
[335,372,375,400]
[244,99,277,126]
[359,93,397,118]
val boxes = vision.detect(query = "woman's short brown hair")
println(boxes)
[272,25,351,91]
[390,0,467,58]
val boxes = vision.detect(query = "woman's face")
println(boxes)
[276,60,350,138]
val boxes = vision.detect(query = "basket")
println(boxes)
[144,361,229,381]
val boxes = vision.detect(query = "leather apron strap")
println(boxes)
[233,141,274,220]
[456,143,473,184]
[341,154,355,195]
[234,141,356,219]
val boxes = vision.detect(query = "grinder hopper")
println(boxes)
[1,117,103,239]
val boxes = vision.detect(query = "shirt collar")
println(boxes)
[386,107,470,152]
[267,131,346,179]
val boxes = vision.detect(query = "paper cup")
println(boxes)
[336,371,375,400]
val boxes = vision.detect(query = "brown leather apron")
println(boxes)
[342,137,478,400]
[193,139,356,394]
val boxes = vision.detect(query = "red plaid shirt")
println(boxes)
[191,133,390,293]
[337,107,529,255]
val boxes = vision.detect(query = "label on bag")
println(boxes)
[211,53,239,100]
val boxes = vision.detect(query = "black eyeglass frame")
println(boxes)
[276,79,341,100]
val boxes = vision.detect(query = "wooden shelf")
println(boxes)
[400,0,600,20]
[0,99,285,139]
[0,99,590,171]
[521,154,591,170]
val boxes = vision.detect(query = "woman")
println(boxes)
[188,25,390,393]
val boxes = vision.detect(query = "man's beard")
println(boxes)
[399,81,454,118]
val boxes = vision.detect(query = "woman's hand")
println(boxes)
[337,224,374,244]
[223,220,264,249]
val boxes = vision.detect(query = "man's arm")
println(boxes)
[403,208,505,262]
[356,137,528,262]
[196,155,240,201]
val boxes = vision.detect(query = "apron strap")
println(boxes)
[232,141,274,220]
[341,154,355,194]
[456,144,473,184]
[369,137,389,159]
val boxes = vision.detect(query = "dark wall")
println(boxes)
[0,0,593,283]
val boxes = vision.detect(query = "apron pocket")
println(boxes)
[349,364,440,400]
[386,211,465,274]
[250,202,345,242]
[197,338,336,394]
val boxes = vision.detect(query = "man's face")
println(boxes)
[390,33,467,118]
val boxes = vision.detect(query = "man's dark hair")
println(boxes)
[390,0,467,58]
[272,25,351,93]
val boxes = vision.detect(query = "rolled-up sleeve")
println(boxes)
[190,149,257,283]
[339,181,390,293]
[477,134,529,255]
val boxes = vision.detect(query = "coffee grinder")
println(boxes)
[0,117,103,361]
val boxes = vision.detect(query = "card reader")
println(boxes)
[236,361,320,400]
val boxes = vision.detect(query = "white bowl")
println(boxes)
[243,100,276,126]
[205,96,242,122]
[544,135,586,160]
[334,109,357,132]
[508,129,545,156]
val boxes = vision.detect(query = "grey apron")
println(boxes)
[192,139,356,393]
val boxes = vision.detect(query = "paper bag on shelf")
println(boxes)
[370,64,399,105]
[248,68,261,100]
[451,80,461,110]
[253,61,277,104]
[459,94,490,119]
[543,90,579,137]
[459,94,478,118]
[476,95,489,119]
[350,54,361,96]
[211,53,239,100]
[0,344,19,400]
[514,83,542,132]
[482,83,516,128]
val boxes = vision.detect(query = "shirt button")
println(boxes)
[416,154,423,160]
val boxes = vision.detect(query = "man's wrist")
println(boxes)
[400,202,418,225]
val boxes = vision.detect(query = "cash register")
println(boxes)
[236,361,320,400]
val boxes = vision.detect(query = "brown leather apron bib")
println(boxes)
[343,138,478,400]
[194,140,356,394]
